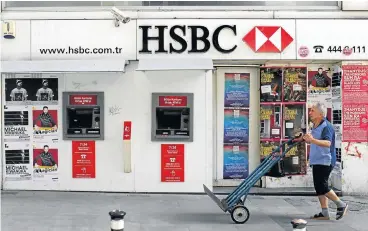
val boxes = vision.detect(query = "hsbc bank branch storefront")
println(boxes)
[1,18,368,195]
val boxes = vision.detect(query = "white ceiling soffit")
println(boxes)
[136,58,214,71]
[1,60,128,73]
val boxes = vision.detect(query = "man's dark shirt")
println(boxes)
[34,152,56,166]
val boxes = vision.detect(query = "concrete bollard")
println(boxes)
[109,209,126,231]
[291,218,307,231]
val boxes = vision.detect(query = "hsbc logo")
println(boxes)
[243,26,294,53]
[139,24,294,54]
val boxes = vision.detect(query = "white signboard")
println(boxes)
[296,20,368,60]
[31,20,137,60]
[137,19,296,60]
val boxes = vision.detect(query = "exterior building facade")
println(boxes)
[1,1,368,195]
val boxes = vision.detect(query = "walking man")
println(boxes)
[304,102,348,220]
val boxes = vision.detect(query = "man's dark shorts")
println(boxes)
[312,164,333,195]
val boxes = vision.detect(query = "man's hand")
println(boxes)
[303,133,314,144]
[34,125,39,131]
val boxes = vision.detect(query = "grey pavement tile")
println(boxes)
[141,225,189,231]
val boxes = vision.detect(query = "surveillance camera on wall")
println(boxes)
[111,6,131,27]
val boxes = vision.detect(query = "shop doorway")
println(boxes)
[213,67,260,187]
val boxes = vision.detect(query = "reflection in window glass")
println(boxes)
[4,1,339,8]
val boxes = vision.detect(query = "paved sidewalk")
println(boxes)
[1,191,368,231]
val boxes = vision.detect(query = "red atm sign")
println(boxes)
[70,95,97,105]
[159,96,187,107]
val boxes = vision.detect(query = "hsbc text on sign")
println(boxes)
[137,19,296,60]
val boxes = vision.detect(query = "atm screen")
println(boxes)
[156,108,182,130]
[68,108,93,128]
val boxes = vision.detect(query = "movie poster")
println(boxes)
[33,143,59,181]
[3,106,31,142]
[260,67,283,102]
[224,73,250,108]
[260,141,279,160]
[223,145,249,179]
[260,105,282,139]
[283,67,307,102]
[3,74,59,106]
[283,104,306,139]
[223,109,249,144]
[4,142,32,181]
[32,105,59,142]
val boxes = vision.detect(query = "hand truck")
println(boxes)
[203,134,303,224]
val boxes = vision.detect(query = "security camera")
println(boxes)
[111,6,130,27]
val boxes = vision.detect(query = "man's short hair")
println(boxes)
[44,145,49,148]
[318,67,323,71]
[43,106,48,110]
[313,102,327,117]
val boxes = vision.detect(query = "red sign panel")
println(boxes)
[161,144,184,182]
[70,95,97,105]
[159,96,187,107]
[123,121,132,140]
[342,65,368,142]
[72,141,96,178]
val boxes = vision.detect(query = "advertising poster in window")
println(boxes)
[223,109,249,144]
[260,105,282,139]
[223,145,249,179]
[72,141,96,178]
[224,73,250,108]
[3,74,58,106]
[260,141,279,160]
[307,66,332,101]
[33,143,58,181]
[3,106,31,142]
[260,67,282,102]
[4,142,32,181]
[32,105,59,142]
[282,142,307,175]
[283,67,307,102]
[342,64,368,142]
[283,104,306,139]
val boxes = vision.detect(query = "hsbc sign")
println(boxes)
[137,20,296,59]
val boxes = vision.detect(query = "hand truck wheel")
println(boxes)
[230,205,250,224]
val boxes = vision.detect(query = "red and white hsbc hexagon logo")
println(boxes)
[242,26,294,53]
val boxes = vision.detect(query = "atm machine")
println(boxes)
[151,93,194,142]
[62,92,104,140]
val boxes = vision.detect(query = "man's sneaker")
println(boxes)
[310,212,330,220]
[336,204,348,220]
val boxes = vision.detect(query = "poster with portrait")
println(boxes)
[4,142,32,181]
[33,143,59,181]
[260,67,283,102]
[3,74,58,106]
[223,109,249,144]
[282,67,307,102]
[3,106,32,142]
[224,73,250,108]
[32,105,59,142]
[223,144,249,179]
[283,104,306,139]
[307,66,332,102]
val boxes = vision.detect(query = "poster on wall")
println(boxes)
[3,106,31,142]
[307,66,332,101]
[260,104,282,139]
[3,75,59,106]
[224,109,249,144]
[223,145,249,179]
[283,104,306,139]
[282,142,307,175]
[72,141,96,178]
[282,67,307,102]
[260,67,283,102]
[161,144,184,182]
[4,142,32,181]
[33,143,58,181]
[224,73,250,108]
[342,64,368,142]
[32,105,59,142]
[260,141,279,160]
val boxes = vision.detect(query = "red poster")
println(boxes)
[342,104,368,142]
[69,95,97,105]
[159,96,187,107]
[342,65,368,142]
[72,141,96,178]
[123,121,132,140]
[161,144,184,182]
